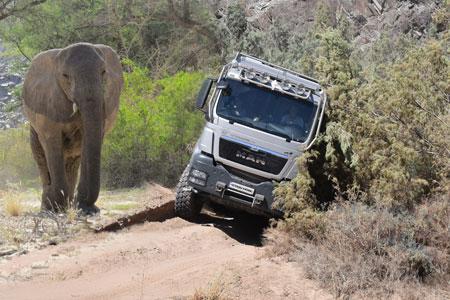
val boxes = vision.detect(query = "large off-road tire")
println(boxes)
[175,165,203,220]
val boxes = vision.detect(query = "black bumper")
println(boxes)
[188,151,283,218]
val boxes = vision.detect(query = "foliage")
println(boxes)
[276,5,449,216]
[0,0,221,75]
[351,40,449,209]
[0,125,39,188]
[226,3,247,39]
[272,2,449,296]
[102,60,205,188]
[0,0,46,21]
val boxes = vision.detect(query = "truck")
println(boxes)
[174,53,327,219]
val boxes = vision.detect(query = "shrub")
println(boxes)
[349,40,449,209]
[276,28,449,217]
[102,60,205,188]
[294,198,449,298]
[272,6,449,297]
[4,191,24,217]
[226,4,247,39]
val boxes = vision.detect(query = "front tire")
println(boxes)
[175,165,203,220]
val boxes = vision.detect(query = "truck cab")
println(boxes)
[175,53,326,219]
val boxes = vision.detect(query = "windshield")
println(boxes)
[216,79,318,142]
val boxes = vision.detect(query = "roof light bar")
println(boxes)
[241,69,312,100]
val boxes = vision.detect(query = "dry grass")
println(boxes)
[271,196,450,298]
[263,226,299,257]
[190,270,240,300]
[192,277,227,300]
[4,191,25,216]
[0,224,24,247]
[0,186,163,254]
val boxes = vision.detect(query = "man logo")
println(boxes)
[236,150,266,166]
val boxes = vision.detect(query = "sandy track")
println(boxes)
[0,187,331,300]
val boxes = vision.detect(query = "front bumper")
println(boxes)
[188,151,283,218]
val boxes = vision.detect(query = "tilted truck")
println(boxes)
[175,53,326,219]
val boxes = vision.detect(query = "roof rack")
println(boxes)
[233,52,321,87]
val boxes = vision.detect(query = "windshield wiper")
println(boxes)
[227,117,255,129]
[263,128,293,142]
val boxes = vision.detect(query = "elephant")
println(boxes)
[23,42,123,213]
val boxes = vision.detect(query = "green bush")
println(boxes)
[226,4,247,39]
[0,125,39,187]
[102,60,205,188]
[276,25,449,215]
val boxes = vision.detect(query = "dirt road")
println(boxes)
[0,186,331,300]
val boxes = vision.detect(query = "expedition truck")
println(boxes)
[175,53,326,219]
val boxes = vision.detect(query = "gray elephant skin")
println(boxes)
[23,42,124,212]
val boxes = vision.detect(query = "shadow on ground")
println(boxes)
[196,208,270,247]
[95,199,271,247]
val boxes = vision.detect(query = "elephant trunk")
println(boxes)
[77,97,103,208]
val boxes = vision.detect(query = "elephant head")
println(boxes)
[23,43,123,211]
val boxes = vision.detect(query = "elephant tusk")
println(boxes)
[71,103,78,117]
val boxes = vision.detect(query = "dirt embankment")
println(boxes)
[0,185,331,300]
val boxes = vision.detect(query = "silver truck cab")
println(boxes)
[175,53,326,219]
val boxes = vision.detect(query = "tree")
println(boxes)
[0,0,46,21]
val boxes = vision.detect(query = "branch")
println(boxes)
[0,0,47,21]
[13,39,31,61]
[414,97,449,128]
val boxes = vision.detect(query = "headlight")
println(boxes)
[189,177,206,186]
[191,169,207,180]
[189,169,207,186]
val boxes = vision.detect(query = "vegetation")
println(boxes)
[0,0,45,21]
[0,0,448,297]
[102,60,205,187]
[0,126,39,187]
[0,0,222,74]
[4,190,25,216]
[272,2,449,297]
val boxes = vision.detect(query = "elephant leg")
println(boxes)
[30,127,52,210]
[65,156,81,207]
[42,135,69,211]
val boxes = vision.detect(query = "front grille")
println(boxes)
[223,164,268,184]
[224,189,254,203]
[219,137,287,175]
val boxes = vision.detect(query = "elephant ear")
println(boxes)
[23,49,75,123]
[94,44,123,120]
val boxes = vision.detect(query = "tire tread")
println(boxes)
[174,165,202,220]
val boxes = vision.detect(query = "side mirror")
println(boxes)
[216,80,230,96]
[196,78,215,110]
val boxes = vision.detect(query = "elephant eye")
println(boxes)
[62,73,70,79]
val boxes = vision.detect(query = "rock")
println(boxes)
[16,267,32,280]
[31,261,49,269]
